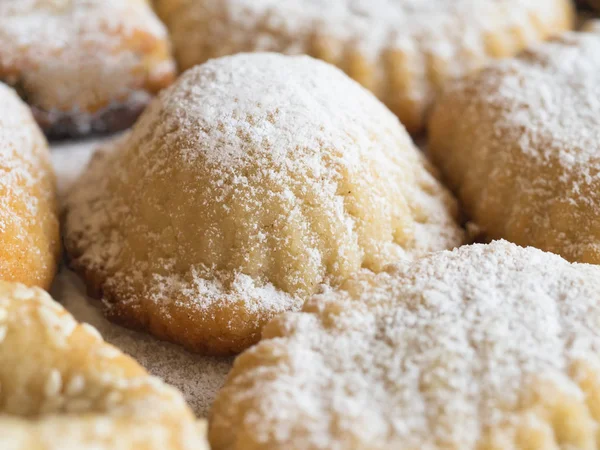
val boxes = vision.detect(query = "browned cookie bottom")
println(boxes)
[577,0,600,11]
[32,93,152,140]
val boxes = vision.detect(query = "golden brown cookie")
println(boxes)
[63,53,464,355]
[211,240,600,450]
[583,19,600,31]
[154,0,574,133]
[0,281,208,450]
[429,28,600,264]
[0,0,176,138]
[0,83,59,289]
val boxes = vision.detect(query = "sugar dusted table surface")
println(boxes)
[50,137,233,418]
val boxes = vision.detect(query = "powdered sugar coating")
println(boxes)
[63,52,464,355]
[0,83,59,289]
[52,268,234,418]
[0,0,176,136]
[430,28,600,264]
[211,240,600,450]
[156,0,573,132]
[51,137,234,418]
[0,281,208,450]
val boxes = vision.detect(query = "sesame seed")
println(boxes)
[65,374,86,396]
[44,369,63,397]
[82,323,102,340]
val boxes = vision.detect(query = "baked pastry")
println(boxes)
[0,83,59,289]
[576,0,600,11]
[211,240,600,450]
[583,19,600,32]
[63,53,464,355]
[0,281,208,450]
[0,0,176,138]
[154,0,574,133]
[429,29,600,264]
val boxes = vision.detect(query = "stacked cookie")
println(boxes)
[0,65,207,448]
[4,1,600,449]
[155,0,573,133]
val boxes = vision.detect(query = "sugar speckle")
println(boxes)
[63,52,463,354]
[211,240,600,449]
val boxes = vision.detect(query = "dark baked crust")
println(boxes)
[0,0,177,138]
[31,94,151,140]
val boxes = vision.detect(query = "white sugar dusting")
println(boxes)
[212,240,600,449]
[0,83,53,271]
[52,139,233,417]
[0,0,174,135]
[0,83,41,210]
[213,0,562,56]
[50,269,233,418]
[429,27,600,264]
[62,52,463,353]
[478,31,600,166]
[0,281,208,449]
[159,0,572,132]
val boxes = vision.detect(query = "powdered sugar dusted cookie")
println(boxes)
[0,83,59,289]
[211,240,600,449]
[155,0,573,133]
[0,281,208,450]
[63,53,464,355]
[430,29,600,264]
[0,0,176,137]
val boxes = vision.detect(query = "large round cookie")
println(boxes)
[0,281,208,450]
[154,0,573,133]
[0,83,59,289]
[211,240,600,450]
[0,0,176,137]
[63,53,464,355]
[429,28,600,264]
